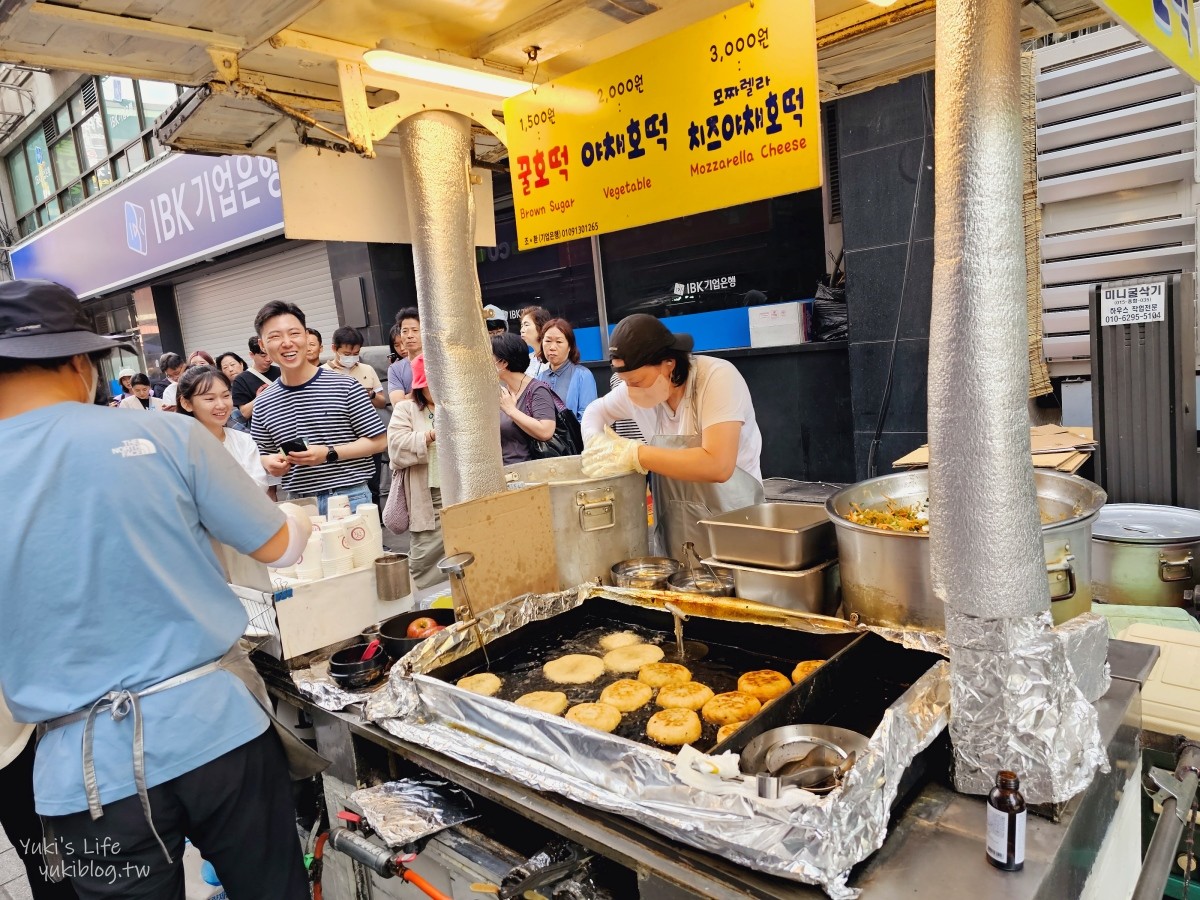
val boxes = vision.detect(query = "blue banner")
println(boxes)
[11,153,285,300]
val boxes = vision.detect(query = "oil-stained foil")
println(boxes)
[368,586,948,899]
[945,608,1109,804]
[350,780,476,848]
[292,660,386,712]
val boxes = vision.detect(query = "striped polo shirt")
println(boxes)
[252,367,385,496]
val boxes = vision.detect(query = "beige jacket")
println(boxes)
[387,400,438,533]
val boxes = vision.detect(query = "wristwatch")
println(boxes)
[325,446,339,464]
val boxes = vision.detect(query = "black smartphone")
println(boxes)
[280,438,308,454]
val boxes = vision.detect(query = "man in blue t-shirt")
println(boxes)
[0,280,316,899]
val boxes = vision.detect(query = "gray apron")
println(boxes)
[649,371,763,562]
[39,639,327,870]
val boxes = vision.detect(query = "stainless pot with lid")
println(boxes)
[1092,503,1200,607]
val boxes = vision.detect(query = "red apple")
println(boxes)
[406,617,439,639]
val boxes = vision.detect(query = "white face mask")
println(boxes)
[626,373,672,409]
[337,354,360,367]
[78,361,99,403]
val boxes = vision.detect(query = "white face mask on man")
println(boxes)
[78,360,99,403]
[337,354,360,368]
[626,373,672,409]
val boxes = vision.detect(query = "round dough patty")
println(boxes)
[603,643,665,673]
[701,691,762,725]
[599,679,653,712]
[565,702,622,732]
[716,722,743,744]
[737,670,792,703]
[646,708,702,746]
[514,691,569,715]
[456,672,502,697]
[638,662,692,688]
[656,681,715,711]
[599,631,644,651]
[543,654,605,684]
[791,659,826,683]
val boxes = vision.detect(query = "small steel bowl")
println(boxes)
[610,556,681,590]
[667,567,735,597]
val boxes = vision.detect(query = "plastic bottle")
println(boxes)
[986,770,1026,871]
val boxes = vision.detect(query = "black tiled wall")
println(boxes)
[325,241,420,346]
[836,72,935,480]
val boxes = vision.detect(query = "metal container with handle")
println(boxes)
[506,456,648,588]
[1091,504,1200,607]
[826,469,1107,629]
[698,502,835,570]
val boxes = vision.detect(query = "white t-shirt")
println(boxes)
[582,355,762,481]
[222,427,278,490]
[0,692,33,771]
[162,382,179,406]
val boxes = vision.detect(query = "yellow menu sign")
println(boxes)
[503,0,820,250]
[1092,1,1200,82]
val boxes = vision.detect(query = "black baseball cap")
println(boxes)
[608,314,693,372]
[0,279,130,359]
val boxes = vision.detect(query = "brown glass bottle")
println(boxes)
[985,770,1026,871]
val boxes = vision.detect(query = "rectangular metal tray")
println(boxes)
[699,502,836,570]
[704,555,840,615]
[425,597,862,754]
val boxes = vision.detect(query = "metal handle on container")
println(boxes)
[1159,551,1194,583]
[576,488,615,532]
[1046,554,1077,602]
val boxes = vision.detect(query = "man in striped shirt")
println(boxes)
[252,301,386,515]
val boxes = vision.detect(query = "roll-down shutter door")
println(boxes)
[175,242,339,358]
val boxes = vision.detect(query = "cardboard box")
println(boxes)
[749,301,805,348]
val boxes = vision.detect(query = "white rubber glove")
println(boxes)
[581,426,647,477]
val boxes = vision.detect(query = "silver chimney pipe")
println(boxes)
[397,110,507,506]
[929,0,1107,803]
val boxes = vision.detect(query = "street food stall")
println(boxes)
[2,0,1198,898]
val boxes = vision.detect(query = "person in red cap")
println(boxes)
[385,354,446,588]
[581,314,763,559]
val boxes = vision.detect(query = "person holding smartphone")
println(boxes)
[251,301,387,516]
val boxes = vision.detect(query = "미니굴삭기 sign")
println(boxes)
[503,0,820,250]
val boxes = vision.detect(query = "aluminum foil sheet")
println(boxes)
[945,608,1108,804]
[863,623,948,657]
[368,586,949,898]
[350,780,476,848]
[292,660,385,712]
[1054,611,1111,703]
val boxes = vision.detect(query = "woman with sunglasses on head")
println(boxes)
[177,365,278,492]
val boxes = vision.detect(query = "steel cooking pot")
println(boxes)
[826,469,1107,629]
[1092,504,1200,607]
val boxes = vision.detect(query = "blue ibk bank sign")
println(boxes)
[10,152,285,299]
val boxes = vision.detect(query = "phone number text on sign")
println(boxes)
[1100,282,1166,326]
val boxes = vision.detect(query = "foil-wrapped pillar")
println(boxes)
[398,111,506,506]
[929,0,1106,802]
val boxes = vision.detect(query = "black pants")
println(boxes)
[48,728,308,900]
[0,732,78,900]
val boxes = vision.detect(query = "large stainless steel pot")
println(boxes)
[505,456,648,588]
[825,469,1107,629]
[1092,504,1200,607]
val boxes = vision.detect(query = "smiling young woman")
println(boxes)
[177,365,277,492]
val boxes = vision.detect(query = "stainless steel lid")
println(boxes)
[1092,503,1200,543]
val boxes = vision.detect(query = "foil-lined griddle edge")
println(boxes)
[366,586,949,899]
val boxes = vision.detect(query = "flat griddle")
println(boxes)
[426,598,936,756]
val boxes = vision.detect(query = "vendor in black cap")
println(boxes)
[581,314,764,559]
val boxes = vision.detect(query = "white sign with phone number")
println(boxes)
[1100,282,1166,326]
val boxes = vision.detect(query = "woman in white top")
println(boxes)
[176,365,278,492]
[118,372,166,410]
[519,305,551,379]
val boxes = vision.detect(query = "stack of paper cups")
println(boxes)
[343,514,375,569]
[327,495,351,520]
[320,521,353,577]
[355,503,385,560]
[309,514,327,533]
[294,532,324,581]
